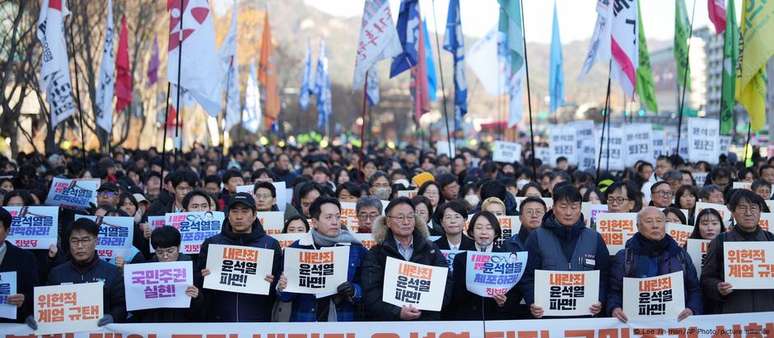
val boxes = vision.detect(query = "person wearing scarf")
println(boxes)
[277,197,367,322]
[608,207,702,322]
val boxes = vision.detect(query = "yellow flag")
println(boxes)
[735,0,774,131]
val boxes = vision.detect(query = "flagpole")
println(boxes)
[161,82,171,175]
[518,0,537,180]
[430,0,454,157]
[674,0,697,158]
[67,14,87,166]
[596,61,613,178]
[173,0,185,164]
[743,122,752,167]
[359,72,369,166]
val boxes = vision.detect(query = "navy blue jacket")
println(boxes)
[0,241,39,323]
[196,218,282,322]
[47,255,126,322]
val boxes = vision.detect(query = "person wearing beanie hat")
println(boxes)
[412,172,435,189]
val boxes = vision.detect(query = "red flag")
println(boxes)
[708,0,726,34]
[115,16,133,112]
[412,16,430,121]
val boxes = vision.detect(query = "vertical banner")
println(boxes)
[5,206,59,249]
[666,223,693,247]
[283,246,350,296]
[33,282,103,335]
[75,215,134,263]
[44,178,99,209]
[534,270,600,316]
[492,141,523,163]
[686,238,710,276]
[203,244,274,295]
[382,257,448,311]
[723,242,774,289]
[595,213,638,253]
[623,271,685,321]
[549,125,577,165]
[0,271,16,319]
[686,118,720,164]
[255,212,285,235]
[695,202,731,226]
[123,261,193,311]
[464,251,527,297]
[165,211,225,254]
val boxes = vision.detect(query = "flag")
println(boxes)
[443,0,467,129]
[219,0,241,131]
[299,43,312,111]
[735,0,774,132]
[314,40,332,130]
[37,0,76,128]
[115,16,132,114]
[167,0,221,117]
[708,0,727,34]
[366,67,380,106]
[390,0,421,78]
[610,0,638,96]
[353,0,401,89]
[498,0,526,127]
[719,0,737,135]
[411,16,431,121]
[147,34,159,85]
[579,0,612,78]
[636,4,658,113]
[422,20,437,102]
[466,28,507,96]
[259,13,280,125]
[548,1,564,113]
[674,0,692,91]
[243,63,262,133]
[95,0,115,133]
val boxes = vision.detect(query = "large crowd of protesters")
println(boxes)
[0,141,773,325]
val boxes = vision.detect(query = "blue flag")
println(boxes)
[443,0,467,129]
[390,0,421,78]
[548,1,564,113]
[422,20,437,102]
[314,40,331,130]
[299,43,313,111]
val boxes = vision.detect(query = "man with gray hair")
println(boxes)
[355,196,383,233]
[662,170,684,194]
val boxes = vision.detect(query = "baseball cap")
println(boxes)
[97,182,119,193]
[228,192,256,211]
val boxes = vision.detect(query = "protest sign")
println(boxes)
[5,206,58,249]
[625,123,653,164]
[666,223,693,247]
[283,246,350,296]
[623,271,685,321]
[492,141,522,163]
[123,261,193,311]
[652,129,666,159]
[382,257,448,311]
[256,211,285,235]
[549,125,577,165]
[724,242,774,289]
[535,146,552,166]
[695,202,731,226]
[758,212,773,231]
[272,233,306,250]
[396,190,418,198]
[165,211,224,254]
[693,172,708,187]
[203,244,274,295]
[497,216,521,240]
[686,239,711,276]
[340,202,359,231]
[352,233,377,250]
[596,213,637,253]
[534,270,600,316]
[236,181,288,211]
[596,126,625,171]
[732,182,752,190]
[465,251,527,297]
[574,120,596,170]
[719,136,732,155]
[34,282,102,335]
[44,178,99,209]
[686,118,719,164]
[581,203,608,228]
[75,215,134,264]
[0,271,16,319]
[440,250,461,271]
[147,216,166,230]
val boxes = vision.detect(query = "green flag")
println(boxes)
[674,0,691,91]
[720,0,738,135]
[498,0,524,73]
[636,4,658,113]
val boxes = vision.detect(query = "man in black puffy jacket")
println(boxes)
[0,207,39,324]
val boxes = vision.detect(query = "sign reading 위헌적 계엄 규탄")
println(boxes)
[595,213,637,253]
[33,282,103,335]
[724,242,774,290]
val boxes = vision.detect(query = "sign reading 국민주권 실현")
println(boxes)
[724,241,774,290]
[123,261,193,311]
[382,257,448,311]
[203,244,275,295]
[33,282,103,335]
[164,211,224,254]
[464,251,527,297]
[595,213,638,253]
[534,270,600,317]
[5,206,58,250]
[283,246,349,296]
[44,178,99,209]
[623,271,685,322]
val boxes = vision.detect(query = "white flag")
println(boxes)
[167,0,222,117]
[95,0,115,133]
[37,0,76,128]
[243,63,261,133]
[220,0,240,131]
[352,0,402,89]
[507,66,525,127]
[579,0,613,78]
[610,0,638,96]
[466,28,508,96]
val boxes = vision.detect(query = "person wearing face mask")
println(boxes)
[607,207,702,323]
[433,201,475,251]
[368,171,392,201]
[701,190,774,314]
[463,187,481,209]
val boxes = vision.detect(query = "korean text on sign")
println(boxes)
[382,257,448,311]
[165,211,224,254]
[686,239,710,276]
[623,271,685,321]
[464,251,527,297]
[283,246,350,296]
[0,271,16,320]
[75,215,134,264]
[44,177,98,209]
[724,242,774,289]
[33,282,103,335]
[5,206,58,250]
[123,261,193,311]
[534,270,600,316]
[204,244,275,295]
[596,213,637,253]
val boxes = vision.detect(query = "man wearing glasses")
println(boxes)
[96,182,120,209]
[650,181,673,208]
[361,197,450,321]
[354,196,382,233]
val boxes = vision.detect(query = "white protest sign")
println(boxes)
[165,211,225,254]
[686,239,711,276]
[236,181,287,211]
[595,213,638,253]
[625,123,653,164]
[352,233,377,250]
[75,215,134,264]
[719,135,732,154]
[340,202,358,231]
[534,270,600,317]
[695,202,731,226]
[497,216,521,239]
[623,271,685,322]
[686,118,720,164]
[574,120,596,170]
[724,241,774,290]
[44,178,99,209]
[582,203,608,228]
[273,233,306,250]
[436,141,455,158]
[34,282,103,335]
[535,146,552,166]
[203,244,274,295]
[759,213,774,231]
[666,223,694,247]
[123,261,193,311]
[396,190,418,198]
[693,172,708,187]
[382,257,448,311]
[465,251,527,297]
[596,126,625,171]
[0,271,16,319]
[732,182,752,190]
[283,246,350,296]
[492,141,522,163]
[256,211,285,235]
[549,125,577,165]
[652,129,667,159]
[5,206,59,250]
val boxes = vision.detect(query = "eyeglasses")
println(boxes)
[522,209,544,217]
[654,191,673,197]
[69,237,94,247]
[607,197,629,204]
[98,191,116,198]
[357,213,379,220]
[156,247,178,257]
[736,205,761,214]
[388,214,415,223]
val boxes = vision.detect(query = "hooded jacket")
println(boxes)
[361,215,452,321]
[196,217,282,322]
